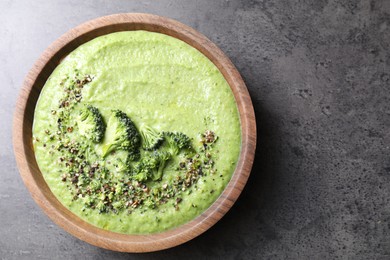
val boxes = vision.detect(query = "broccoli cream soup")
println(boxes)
[33,31,241,234]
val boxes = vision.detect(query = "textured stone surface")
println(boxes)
[1,0,390,259]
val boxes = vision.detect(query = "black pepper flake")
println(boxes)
[179,162,186,169]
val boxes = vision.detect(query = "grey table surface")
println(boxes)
[1,0,390,259]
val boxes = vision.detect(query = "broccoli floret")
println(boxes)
[131,133,192,181]
[77,105,105,143]
[132,154,158,182]
[114,158,130,174]
[127,149,141,162]
[131,151,171,181]
[139,124,164,150]
[112,201,124,210]
[163,132,192,156]
[113,151,141,176]
[96,201,106,213]
[152,150,171,181]
[102,110,141,158]
[151,150,172,181]
[104,127,192,181]
[144,198,156,209]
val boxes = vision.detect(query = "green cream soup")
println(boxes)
[33,31,241,234]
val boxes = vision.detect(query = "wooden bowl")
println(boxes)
[13,13,256,252]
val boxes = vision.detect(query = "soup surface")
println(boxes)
[33,31,241,234]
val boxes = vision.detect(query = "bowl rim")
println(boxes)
[13,13,256,252]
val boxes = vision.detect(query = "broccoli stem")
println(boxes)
[153,159,167,181]
[102,143,117,158]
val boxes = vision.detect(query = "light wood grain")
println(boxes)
[13,13,256,252]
